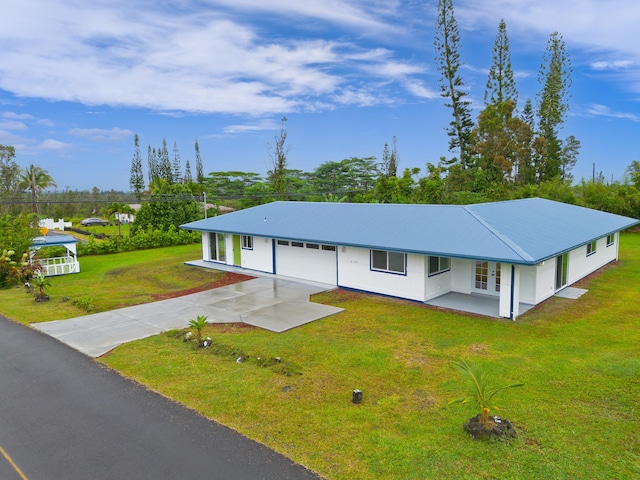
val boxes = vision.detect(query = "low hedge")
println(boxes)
[77,225,200,256]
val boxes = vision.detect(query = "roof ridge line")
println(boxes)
[462,205,535,263]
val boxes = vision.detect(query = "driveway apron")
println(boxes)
[33,277,343,357]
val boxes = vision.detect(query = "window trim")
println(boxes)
[241,235,253,250]
[428,256,451,277]
[370,249,407,275]
[606,234,615,247]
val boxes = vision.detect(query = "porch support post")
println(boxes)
[499,264,520,320]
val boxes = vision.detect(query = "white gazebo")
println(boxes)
[30,233,80,276]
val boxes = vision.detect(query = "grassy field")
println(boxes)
[2,237,639,479]
[0,244,225,322]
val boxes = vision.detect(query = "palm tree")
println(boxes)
[18,164,57,214]
[449,358,523,427]
[104,202,134,236]
[188,315,208,345]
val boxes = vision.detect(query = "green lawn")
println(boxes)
[2,237,639,479]
[0,244,224,322]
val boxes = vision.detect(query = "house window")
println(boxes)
[586,241,597,256]
[291,241,304,248]
[241,235,253,250]
[371,249,406,274]
[606,234,615,247]
[306,243,320,249]
[322,245,336,251]
[277,240,289,246]
[428,256,450,276]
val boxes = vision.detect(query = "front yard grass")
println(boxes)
[0,244,231,323]
[1,237,639,479]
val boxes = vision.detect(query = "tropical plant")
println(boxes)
[188,315,208,344]
[32,274,51,299]
[449,357,523,427]
[18,164,57,214]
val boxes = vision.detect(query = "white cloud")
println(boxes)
[0,1,426,116]
[590,60,633,71]
[69,127,134,142]
[0,121,28,131]
[455,1,640,91]
[3,112,34,120]
[40,139,72,151]
[586,104,639,122]
[222,120,280,135]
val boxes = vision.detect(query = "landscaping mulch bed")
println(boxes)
[151,272,255,301]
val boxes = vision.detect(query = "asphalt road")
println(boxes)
[0,316,321,480]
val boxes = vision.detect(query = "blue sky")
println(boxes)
[1,0,639,192]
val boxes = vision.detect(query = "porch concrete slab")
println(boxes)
[426,292,534,318]
[555,287,588,299]
[33,277,342,358]
[243,302,344,333]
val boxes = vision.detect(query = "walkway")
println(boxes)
[34,277,343,358]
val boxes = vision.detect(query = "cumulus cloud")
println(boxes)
[40,139,72,151]
[586,104,639,122]
[590,60,633,71]
[0,121,28,131]
[69,127,134,142]
[0,0,425,116]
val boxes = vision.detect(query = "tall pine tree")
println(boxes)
[194,140,204,183]
[537,32,573,181]
[484,19,517,107]
[129,133,144,198]
[147,145,157,185]
[434,0,474,168]
[172,141,182,183]
[158,138,173,184]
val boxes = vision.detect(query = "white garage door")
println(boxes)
[275,240,337,284]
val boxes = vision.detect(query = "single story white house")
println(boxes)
[181,198,639,320]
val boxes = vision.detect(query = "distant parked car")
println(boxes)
[80,218,110,226]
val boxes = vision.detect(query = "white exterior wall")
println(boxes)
[566,235,618,285]
[451,258,472,294]
[337,247,425,301]
[534,259,556,303]
[240,236,274,273]
[425,264,452,301]
[518,265,537,305]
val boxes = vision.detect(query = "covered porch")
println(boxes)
[425,292,534,319]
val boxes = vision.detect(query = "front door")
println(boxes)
[232,235,241,266]
[474,261,501,295]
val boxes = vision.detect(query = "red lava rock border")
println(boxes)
[151,272,255,301]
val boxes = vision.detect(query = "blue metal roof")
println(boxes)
[181,198,639,265]
[31,234,79,247]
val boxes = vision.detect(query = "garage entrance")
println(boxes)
[275,240,337,284]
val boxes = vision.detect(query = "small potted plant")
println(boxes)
[32,274,51,302]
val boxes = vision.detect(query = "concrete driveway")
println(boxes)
[33,277,343,358]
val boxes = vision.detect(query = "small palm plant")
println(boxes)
[188,315,208,345]
[449,358,523,427]
[32,274,51,301]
